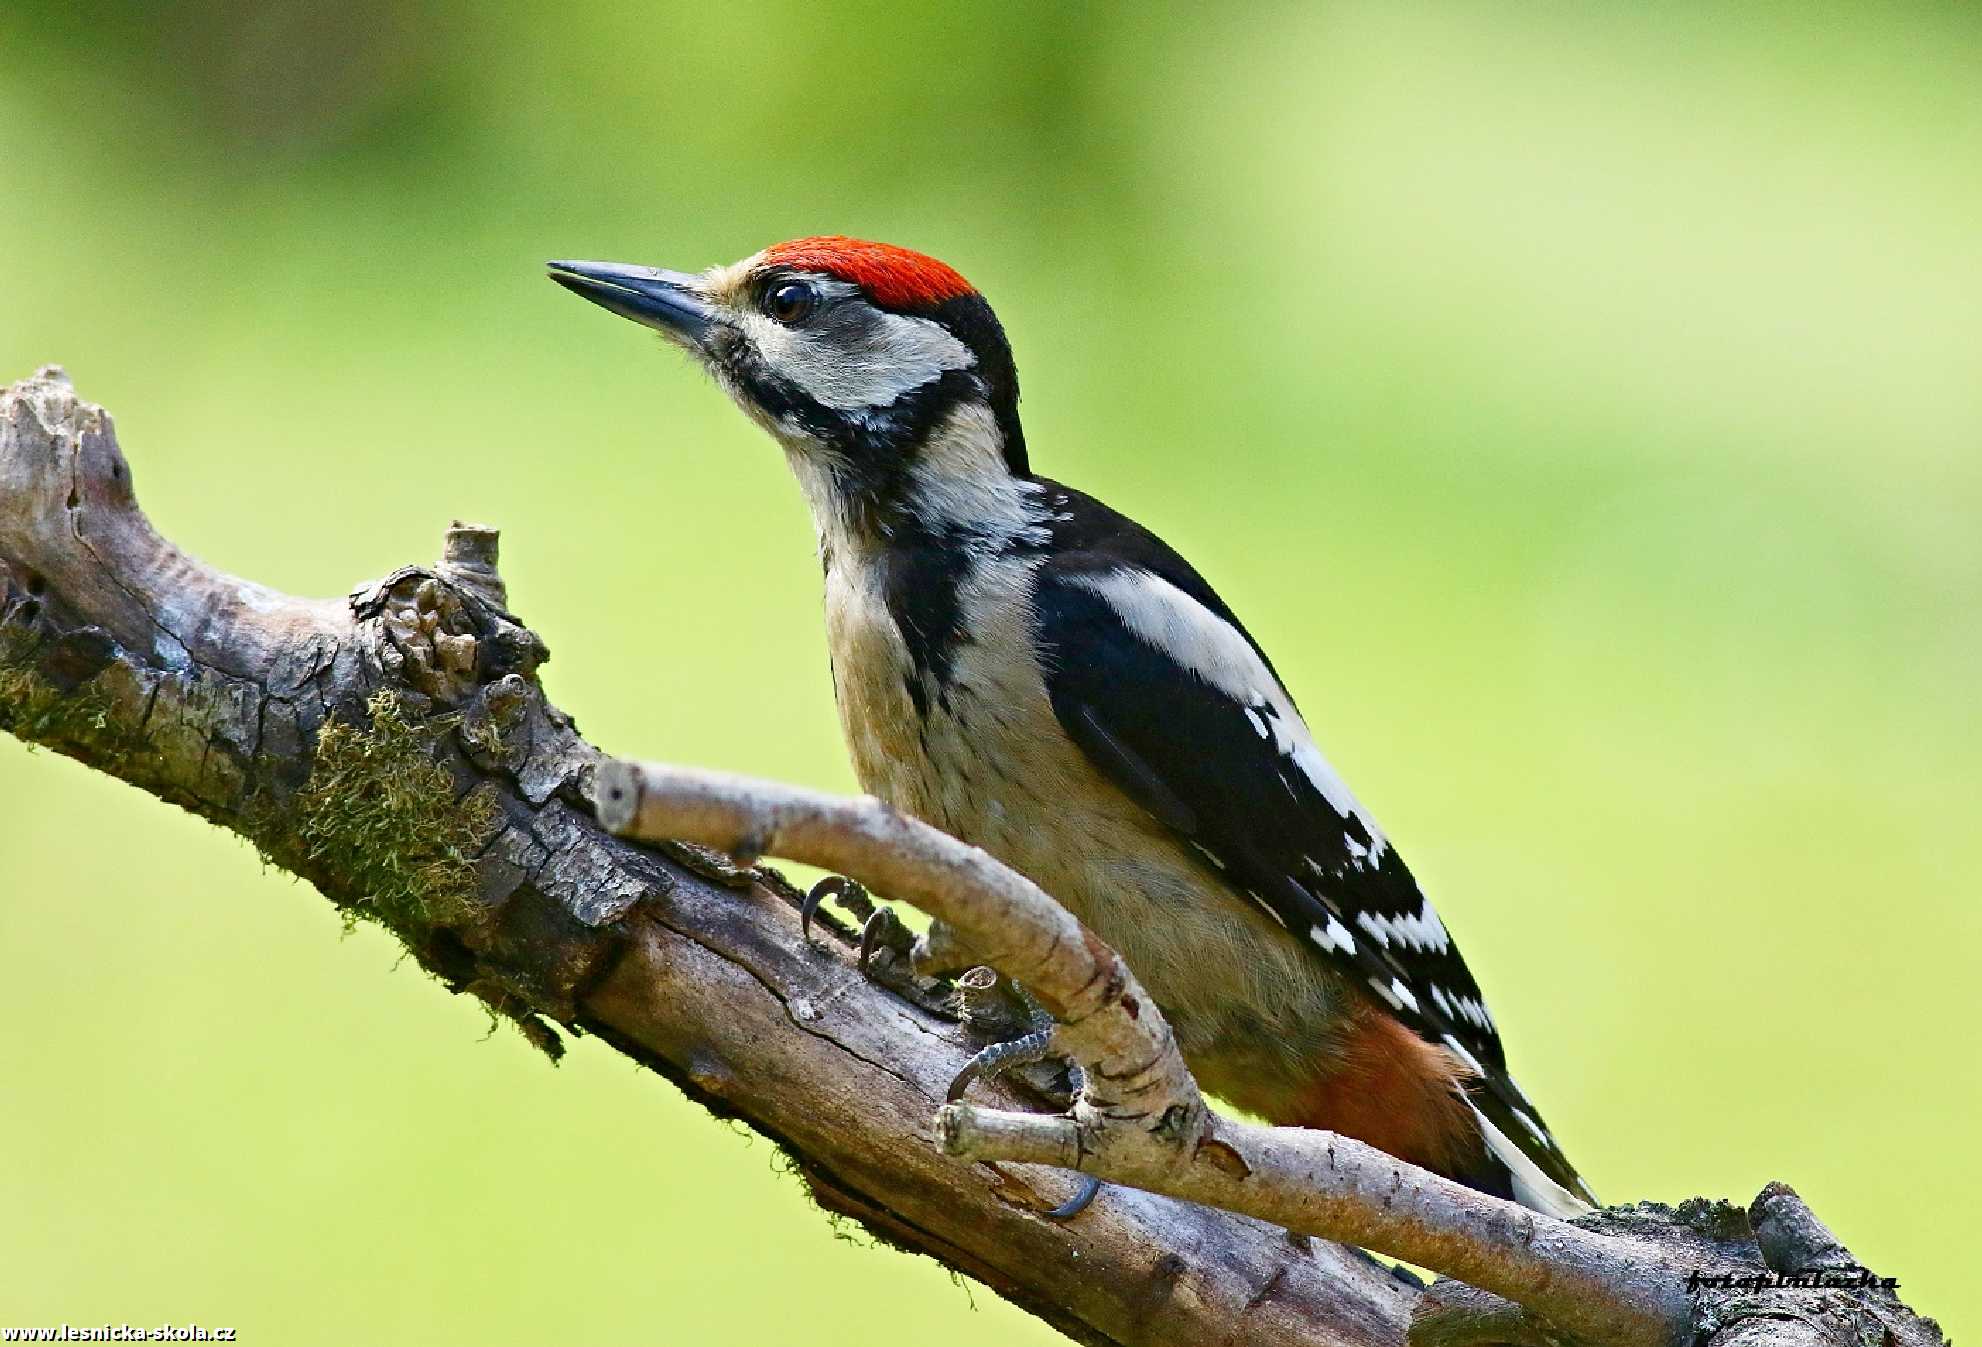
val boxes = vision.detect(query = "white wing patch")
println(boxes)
[1354,898,1452,954]
[1511,1106,1551,1146]
[1069,569,1390,861]
[1447,992,1497,1034]
[1310,917,1358,955]
[1050,556,1584,1210]
[1366,976,1420,1014]
[1354,911,1390,947]
[1439,1033,1485,1076]
[1244,889,1289,929]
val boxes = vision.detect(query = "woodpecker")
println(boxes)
[549,238,1596,1217]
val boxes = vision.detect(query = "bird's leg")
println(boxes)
[800,885,1100,1218]
[945,1019,1058,1102]
[950,977,1103,1221]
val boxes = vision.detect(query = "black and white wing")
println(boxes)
[1028,483,1593,1211]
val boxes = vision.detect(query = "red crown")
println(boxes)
[762,236,976,310]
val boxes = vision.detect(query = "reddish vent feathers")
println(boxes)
[763,236,975,309]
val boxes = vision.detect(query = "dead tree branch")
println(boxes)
[595,765,1687,1345]
[0,368,1946,1347]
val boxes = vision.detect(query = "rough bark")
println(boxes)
[596,766,1685,1346]
[0,368,1947,1347]
[0,367,1412,1347]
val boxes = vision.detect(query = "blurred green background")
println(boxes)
[3,1,1977,1342]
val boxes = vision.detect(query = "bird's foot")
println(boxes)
[950,978,1103,1221]
[800,874,913,966]
[947,1022,1059,1102]
[800,882,1100,1219]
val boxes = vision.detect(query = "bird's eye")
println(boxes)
[764,280,819,324]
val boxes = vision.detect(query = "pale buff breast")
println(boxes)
[820,551,1359,1115]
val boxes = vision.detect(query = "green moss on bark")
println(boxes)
[292,690,498,937]
[0,653,112,750]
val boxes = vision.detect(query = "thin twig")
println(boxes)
[6,367,1943,1347]
[595,761,1690,1347]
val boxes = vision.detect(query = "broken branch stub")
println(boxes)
[1,366,1424,1347]
[2,368,1947,1347]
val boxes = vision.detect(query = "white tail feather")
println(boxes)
[1469,1104,1594,1219]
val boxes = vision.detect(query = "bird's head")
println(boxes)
[549,237,1026,540]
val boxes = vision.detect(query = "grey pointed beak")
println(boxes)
[547,260,715,347]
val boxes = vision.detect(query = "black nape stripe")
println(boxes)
[927,292,1027,476]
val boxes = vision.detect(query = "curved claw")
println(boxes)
[801,875,861,944]
[858,910,886,970]
[857,906,912,972]
[1043,1175,1102,1221]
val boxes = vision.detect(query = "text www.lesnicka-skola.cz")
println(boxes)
[2,1326,236,1342]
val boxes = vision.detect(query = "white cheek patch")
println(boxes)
[738,307,974,413]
